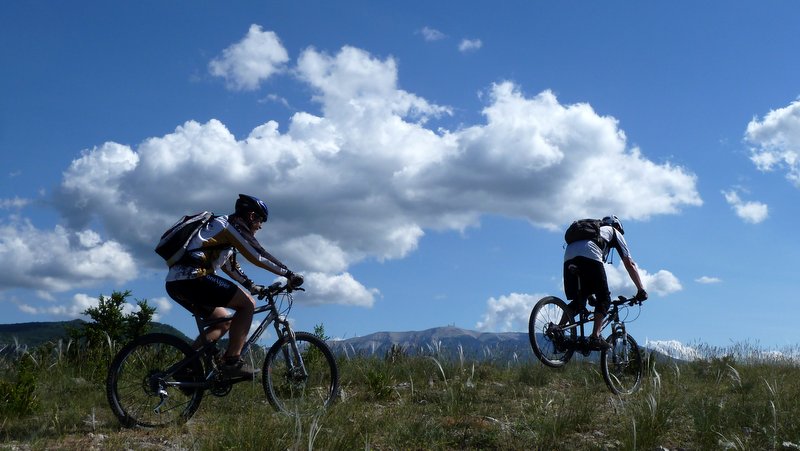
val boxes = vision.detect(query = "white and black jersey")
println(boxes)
[166,215,288,285]
[563,225,631,264]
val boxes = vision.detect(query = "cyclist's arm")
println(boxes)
[221,222,290,277]
[622,255,645,292]
[614,231,646,293]
[220,251,255,289]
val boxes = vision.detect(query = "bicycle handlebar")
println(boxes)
[256,278,305,300]
[615,295,646,307]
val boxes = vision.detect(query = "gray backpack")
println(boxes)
[154,211,214,266]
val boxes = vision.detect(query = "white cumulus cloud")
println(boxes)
[0,197,30,209]
[723,190,768,224]
[0,218,137,293]
[301,272,379,307]
[746,98,800,187]
[5,28,701,314]
[18,292,147,319]
[476,292,541,332]
[150,296,173,321]
[605,263,682,296]
[209,24,289,91]
[459,38,483,53]
[419,26,446,41]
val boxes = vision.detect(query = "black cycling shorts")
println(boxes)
[166,275,239,318]
[563,256,611,314]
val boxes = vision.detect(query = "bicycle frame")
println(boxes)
[559,298,631,352]
[166,285,302,392]
[560,262,636,352]
[107,279,341,426]
[528,284,645,393]
[195,298,284,356]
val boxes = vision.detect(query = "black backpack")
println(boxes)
[155,211,215,266]
[564,218,605,246]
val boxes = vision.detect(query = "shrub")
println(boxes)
[0,355,39,418]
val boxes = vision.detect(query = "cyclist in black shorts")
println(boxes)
[165,194,297,378]
[563,215,647,350]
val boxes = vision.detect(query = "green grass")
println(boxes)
[2,340,800,450]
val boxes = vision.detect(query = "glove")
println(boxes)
[286,271,304,288]
[249,284,266,296]
[635,288,648,301]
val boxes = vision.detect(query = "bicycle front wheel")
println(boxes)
[106,333,205,427]
[529,296,575,368]
[262,331,339,416]
[601,332,643,395]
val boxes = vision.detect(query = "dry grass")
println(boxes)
[2,341,800,450]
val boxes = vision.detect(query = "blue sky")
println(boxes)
[2,1,800,353]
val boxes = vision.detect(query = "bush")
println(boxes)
[0,355,39,418]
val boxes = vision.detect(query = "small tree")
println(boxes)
[313,323,330,342]
[124,298,157,339]
[67,290,156,380]
[70,290,156,348]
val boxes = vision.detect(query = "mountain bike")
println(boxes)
[528,264,646,395]
[106,279,340,427]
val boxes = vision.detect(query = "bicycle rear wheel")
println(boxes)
[601,332,643,395]
[263,331,339,416]
[106,333,205,427]
[529,296,575,368]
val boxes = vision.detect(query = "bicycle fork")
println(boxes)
[610,322,627,346]
[607,322,631,365]
[278,326,310,382]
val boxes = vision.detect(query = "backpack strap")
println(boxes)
[602,228,622,264]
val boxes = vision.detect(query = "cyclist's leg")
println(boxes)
[166,276,239,348]
[591,309,606,338]
[580,260,611,338]
[222,287,255,360]
[562,259,584,325]
[197,307,232,347]
[562,299,583,325]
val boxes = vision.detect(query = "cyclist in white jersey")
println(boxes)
[563,215,647,350]
[165,194,297,378]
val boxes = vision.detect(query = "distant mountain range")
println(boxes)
[0,320,189,352]
[1,321,681,363]
[328,326,536,362]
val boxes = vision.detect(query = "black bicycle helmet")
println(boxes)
[235,194,269,222]
[602,215,624,235]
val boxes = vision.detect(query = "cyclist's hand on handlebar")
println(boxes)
[249,284,266,296]
[285,271,304,290]
[255,282,282,300]
[635,288,648,302]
